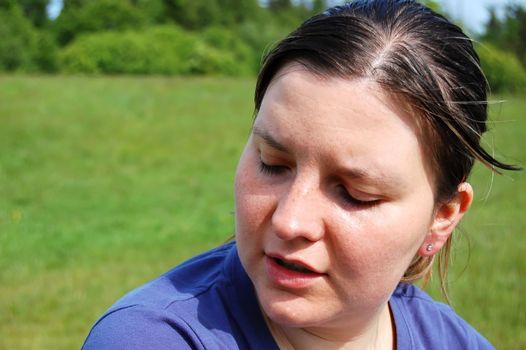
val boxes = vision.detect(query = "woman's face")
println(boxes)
[234,65,445,332]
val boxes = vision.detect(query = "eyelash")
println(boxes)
[258,158,378,207]
[336,185,378,207]
[259,160,288,176]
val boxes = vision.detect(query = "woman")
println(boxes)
[82,1,518,349]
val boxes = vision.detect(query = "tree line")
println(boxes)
[1,0,525,92]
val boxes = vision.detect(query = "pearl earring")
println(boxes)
[425,244,433,252]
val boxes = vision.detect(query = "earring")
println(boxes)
[425,244,433,252]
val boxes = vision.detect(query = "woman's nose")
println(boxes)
[271,180,325,242]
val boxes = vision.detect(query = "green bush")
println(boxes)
[54,0,147,46]
[59,25,254,76]
[0,5,58,72]
[196,27,255,75]
[189,41,241,76]
[0,5,38,71]
[59,26,194,75]
[236,17,295,70]
[34,30,59,73]
[477,42,526,93]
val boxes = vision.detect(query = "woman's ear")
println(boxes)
[419,182,474,256]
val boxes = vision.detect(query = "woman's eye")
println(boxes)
[259,160,288,176]
[337,185,378,207]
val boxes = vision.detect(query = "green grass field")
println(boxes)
[1,76,524,349]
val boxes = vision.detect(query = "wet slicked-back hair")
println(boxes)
[254,0,519,298]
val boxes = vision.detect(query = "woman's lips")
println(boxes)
[264,255,325,289]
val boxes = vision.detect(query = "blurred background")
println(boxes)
[0,0,524,349]
[0,0,525,84]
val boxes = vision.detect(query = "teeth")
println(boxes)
[276,258,313,273]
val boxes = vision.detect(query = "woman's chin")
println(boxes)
[257,289,331,328]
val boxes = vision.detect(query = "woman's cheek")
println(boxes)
[235,157,270,237]
[329,206,420,276]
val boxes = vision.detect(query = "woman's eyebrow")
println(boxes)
[252,126,288,152]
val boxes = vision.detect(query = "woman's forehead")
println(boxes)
[259,64,420,138]
[253,66,432,183]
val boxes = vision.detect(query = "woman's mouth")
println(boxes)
[264,255,325,289]
[275,258,315,274]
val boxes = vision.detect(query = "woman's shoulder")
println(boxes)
[81,242,246,350]
[81,304,203,350]
[390,283,495,350]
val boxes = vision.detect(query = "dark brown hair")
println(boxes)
[253,0,520,297]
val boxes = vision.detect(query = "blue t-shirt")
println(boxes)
[82,242,494,349]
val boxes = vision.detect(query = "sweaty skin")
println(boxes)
[234,64,472,349]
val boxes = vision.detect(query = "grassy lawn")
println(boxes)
[0,76,524,349]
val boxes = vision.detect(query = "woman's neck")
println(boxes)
[265,303,395,350]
